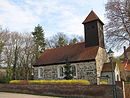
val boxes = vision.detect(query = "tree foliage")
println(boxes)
[0,29,35,80]
[46,33,68,48]
[56,36,67,47]
[105,0,130,48]
[69,38,79,45]
[32,24,46,60]
[0,28,9,67]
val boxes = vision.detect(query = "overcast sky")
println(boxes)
[0,0,107,37]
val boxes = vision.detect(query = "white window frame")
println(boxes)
[38,67,44,78]
[57,66,64,78]
[71,65,77,78]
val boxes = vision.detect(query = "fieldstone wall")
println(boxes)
[34,65,59,80]
[34,61,97,84]
[76,62,97,84]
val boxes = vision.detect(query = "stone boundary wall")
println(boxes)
[0,84,123,98]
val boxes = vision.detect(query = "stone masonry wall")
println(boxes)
[34,61,97,84]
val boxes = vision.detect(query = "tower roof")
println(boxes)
[82,10,104,24]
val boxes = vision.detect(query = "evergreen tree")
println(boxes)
[56,37,67,47]
[64,62,73,80]
[32,24,46,59]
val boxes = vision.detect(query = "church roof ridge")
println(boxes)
[44,42,85,52]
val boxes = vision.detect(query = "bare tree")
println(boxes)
[18,33,35,80]
[2,32,36,80]
[105,0,130,49]
[0,27,9,66]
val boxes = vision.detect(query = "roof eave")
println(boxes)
[33,59,96,67]
[82,19,104,25]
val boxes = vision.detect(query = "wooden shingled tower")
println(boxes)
[82,10,105,48]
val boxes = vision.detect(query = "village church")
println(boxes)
[33,11,120,84]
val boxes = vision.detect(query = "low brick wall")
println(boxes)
[0,84,123,98]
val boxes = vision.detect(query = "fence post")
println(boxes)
[122,81,126,98]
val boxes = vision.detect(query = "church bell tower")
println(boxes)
[82,10,105,48]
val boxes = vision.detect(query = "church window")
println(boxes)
[38,68,44,78]
[58,66,64,78]
[71,65,77,77]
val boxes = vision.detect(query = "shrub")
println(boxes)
[0,76,10,83]
[9,80,22,84]
[10,80,91,85]
[100,79,108,85]
[29,80,90,85]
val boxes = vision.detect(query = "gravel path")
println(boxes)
[0,92,60,98]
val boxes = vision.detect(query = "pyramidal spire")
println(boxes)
[82,10,104,24]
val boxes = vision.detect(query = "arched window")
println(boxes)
[59,66,64,78]
[38,68,44,78]
[71,65,76,77]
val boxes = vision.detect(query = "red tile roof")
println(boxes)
[82,10,104,24]
[34,42,99,66]
[102,62,116,72]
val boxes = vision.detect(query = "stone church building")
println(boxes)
[33,11,120,84]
